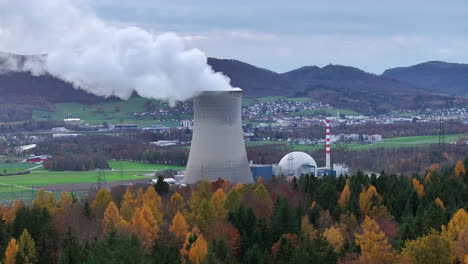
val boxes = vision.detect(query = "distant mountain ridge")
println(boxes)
[382,61,468,97]
[0,53,466,122]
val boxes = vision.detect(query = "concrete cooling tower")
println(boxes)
[184,88,254,184]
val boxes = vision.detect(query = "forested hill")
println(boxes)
[0,53,466,122]
[382,61,468,97]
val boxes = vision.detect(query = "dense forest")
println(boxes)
[0,159,467,263]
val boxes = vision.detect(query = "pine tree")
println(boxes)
[225,188,242,213]
[253,184,272,208]
[170,212,189,242]
[103,201,123,235]
[18,229,38,264]
[58,228,82,264]
[355,216,396,263]
[187,181,214,230]
[4,238,18,264]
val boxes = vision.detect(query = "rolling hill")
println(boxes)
[0,52,466,121]
[382,61,468,97]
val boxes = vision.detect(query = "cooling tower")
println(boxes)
[184,88,254,184]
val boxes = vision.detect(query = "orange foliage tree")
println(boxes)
[435,197,445,210]
[210,189,227,221]
[188,234,208,264]
[119,188,136,221]
[4,238,18,264]
[169,211,189,242]
[131,204,159,252]
[103,201,123,235]
[412,178,424,197]
[455,160,466,179]
[324,226,345,252]
[169,192,187,217]
[33,189,57,215]
[355,216,397,263]
[338,179,351,208]
[359,185,382,216]
[91,188,112,215]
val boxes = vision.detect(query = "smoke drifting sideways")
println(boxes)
[0,0,233,105]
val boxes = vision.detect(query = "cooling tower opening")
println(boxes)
[184,88,254,184]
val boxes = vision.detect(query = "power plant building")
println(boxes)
[277,151,318,177]
[184,89,254,184]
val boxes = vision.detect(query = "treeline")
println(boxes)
[43,155,109,171]
[0,159,467,263]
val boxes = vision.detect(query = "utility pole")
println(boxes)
[438,118,445,155]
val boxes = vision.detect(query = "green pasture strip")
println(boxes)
[0,170,152,186]
[0,163,37,174]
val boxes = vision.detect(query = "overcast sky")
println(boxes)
[76,1,468,73]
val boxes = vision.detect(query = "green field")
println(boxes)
[32,97,171,127]
[290,108,360,117]
[245,134,462,152]
[0,162,37,174]
[108,161,185,171]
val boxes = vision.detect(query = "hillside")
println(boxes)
[382,61,468,97]
[0,53,466,122]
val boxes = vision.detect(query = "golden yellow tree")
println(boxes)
[18,229,37,264]
[58,191,74,212]
[103,201,123,235]
[425,164,439,183]
[324,226,344,252]
[210,189,227,221]
[455,160,466,179]
[301,215,317,240]
[119,188,136,221]
[169,192,187,216]
[402,232,451,264]
[355,216,396,263]
[91,188,112,214]
[338,179,351,208]
[170,211,189,242]
[142,186,163,223]
[253,183,273,207]
[359,185,382,216]
[442,208,468,241]
[435,197,446,210]
[412,178,424,197]
[188,234,208,264]
[33,189,57,215]
[1,200,22,224]
[4,238,18,264]
[131,204,159,252]
[454,227,468,263]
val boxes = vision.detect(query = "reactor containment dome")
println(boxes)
[278,151,317,177]
[183,89,254,184]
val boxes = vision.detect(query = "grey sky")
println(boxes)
[91,0,468,73]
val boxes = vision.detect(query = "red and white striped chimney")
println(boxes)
[325,119,331,170]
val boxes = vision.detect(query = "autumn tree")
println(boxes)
[119,188,136,221]
[103,201,123,235]
[402,232,451,264]
[4,238,18,264]
[188,234,208,264]
[301,215,317,240]
[454,227,468,263]
[169,212,189,242]
[210,189,227,221]
[435,197,445,210]
[58,191,74,212]
[187,181,213,230]
[141,186,163,224]
[324,226,344,252]
[455,160,466,179]
[442,208,468,241]
[2,200,22,224]
[91,189,112,215]
[18,229,38,264]
[131,204,159,252]
[225,188,242,213]
[32,189,56,215]
[338,179,351,208]
[355,216,396,263]
[412,178,424,197]
[253,184,273,208]
[359,185,383,216]
[169,192,187,217]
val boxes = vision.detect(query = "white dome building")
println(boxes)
[277,151,317,177]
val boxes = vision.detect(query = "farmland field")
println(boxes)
[0,162,37,174]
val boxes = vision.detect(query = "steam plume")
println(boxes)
[0,0,233,104]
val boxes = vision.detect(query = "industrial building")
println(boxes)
[277,151,317,177]
[184,89,254,184]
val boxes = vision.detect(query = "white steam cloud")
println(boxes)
[0,0,233,104]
